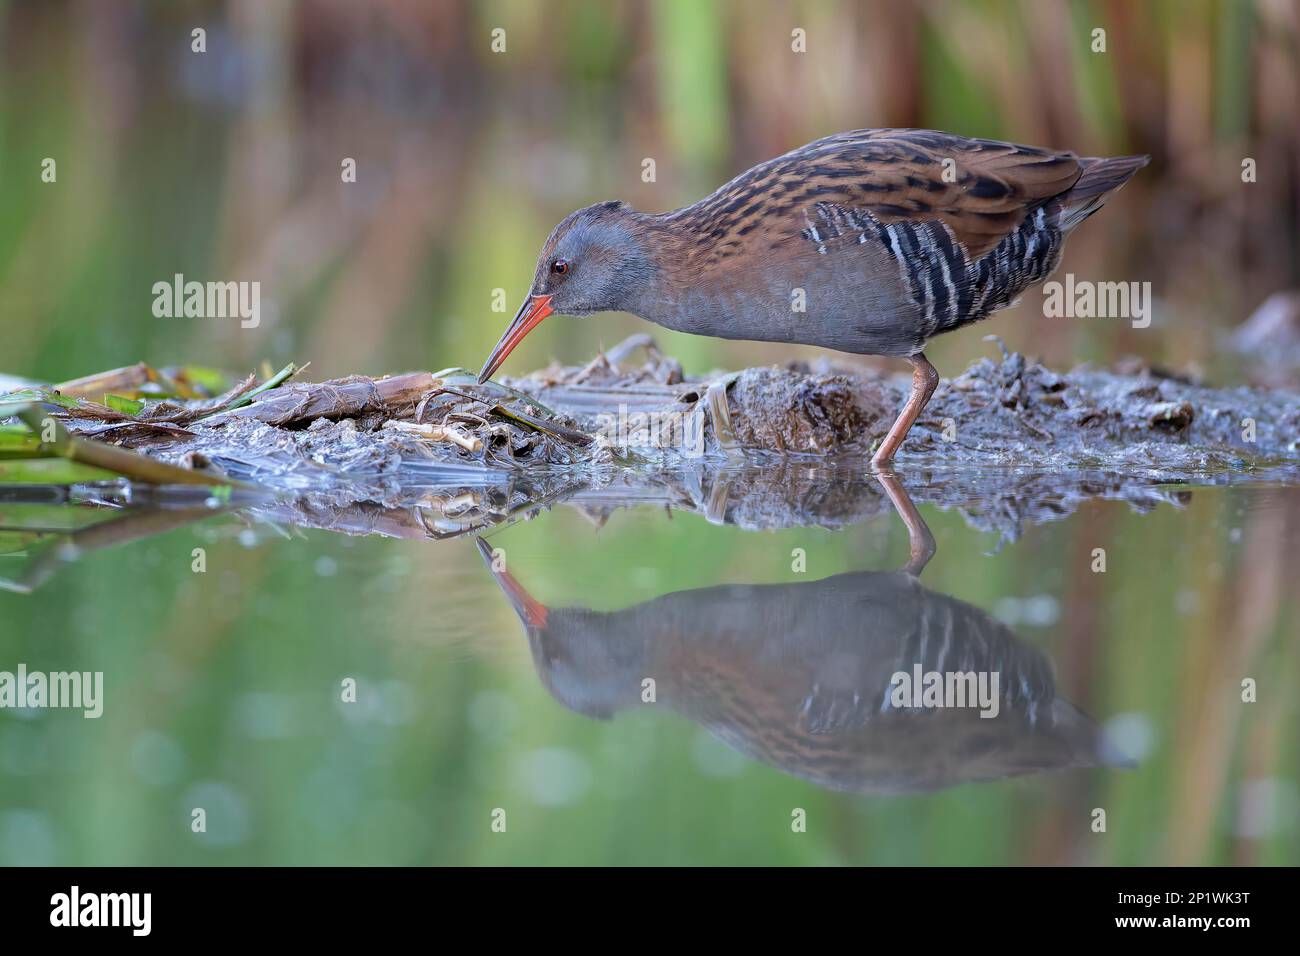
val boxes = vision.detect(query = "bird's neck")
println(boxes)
[618,212,721,332]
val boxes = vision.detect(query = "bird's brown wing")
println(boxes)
[798,129,1083,260]
[681,129,1083,263]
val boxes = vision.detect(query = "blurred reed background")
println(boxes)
[0,1,1296,867]
[0,0,1296,384]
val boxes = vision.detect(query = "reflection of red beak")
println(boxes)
[477,293,554,383]
[474,537,548,629]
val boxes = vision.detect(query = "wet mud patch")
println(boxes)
[509,337,1297,480]
[5,336,1297,524]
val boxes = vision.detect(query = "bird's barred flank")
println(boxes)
[799,199,1066,339]
[959,203,1065,327]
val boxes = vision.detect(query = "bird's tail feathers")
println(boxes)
[1059,154,1150,230]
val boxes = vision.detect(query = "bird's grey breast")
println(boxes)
[640,210,923,357]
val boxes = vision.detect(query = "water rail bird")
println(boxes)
[479,128,1148,465]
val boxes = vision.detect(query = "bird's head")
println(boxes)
[478,200,652,382]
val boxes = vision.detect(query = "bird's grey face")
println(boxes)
[530,201,648,317]
[478,201,649,382]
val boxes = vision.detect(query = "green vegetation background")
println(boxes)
[0,0,1296,865]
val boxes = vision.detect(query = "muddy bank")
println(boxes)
[12,336,1299,496]
[511,336,1298,479]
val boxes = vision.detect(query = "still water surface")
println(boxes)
[0,477,1295,865]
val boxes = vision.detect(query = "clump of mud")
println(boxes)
[904,346,1299,476]
[509,335,1296,479]
[721,368,891,454]
[510,336,892,458]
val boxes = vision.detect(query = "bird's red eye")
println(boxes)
[551,259,569,275]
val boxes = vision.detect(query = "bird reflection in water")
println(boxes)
[477,476,1131,793]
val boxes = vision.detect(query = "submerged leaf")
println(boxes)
[0,502,120,532]
[0,458,120,484]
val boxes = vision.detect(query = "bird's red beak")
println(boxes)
[477,293,554,383]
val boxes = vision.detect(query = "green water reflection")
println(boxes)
[0,481,1295,865]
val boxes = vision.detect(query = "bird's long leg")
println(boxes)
[871,353,939,468]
